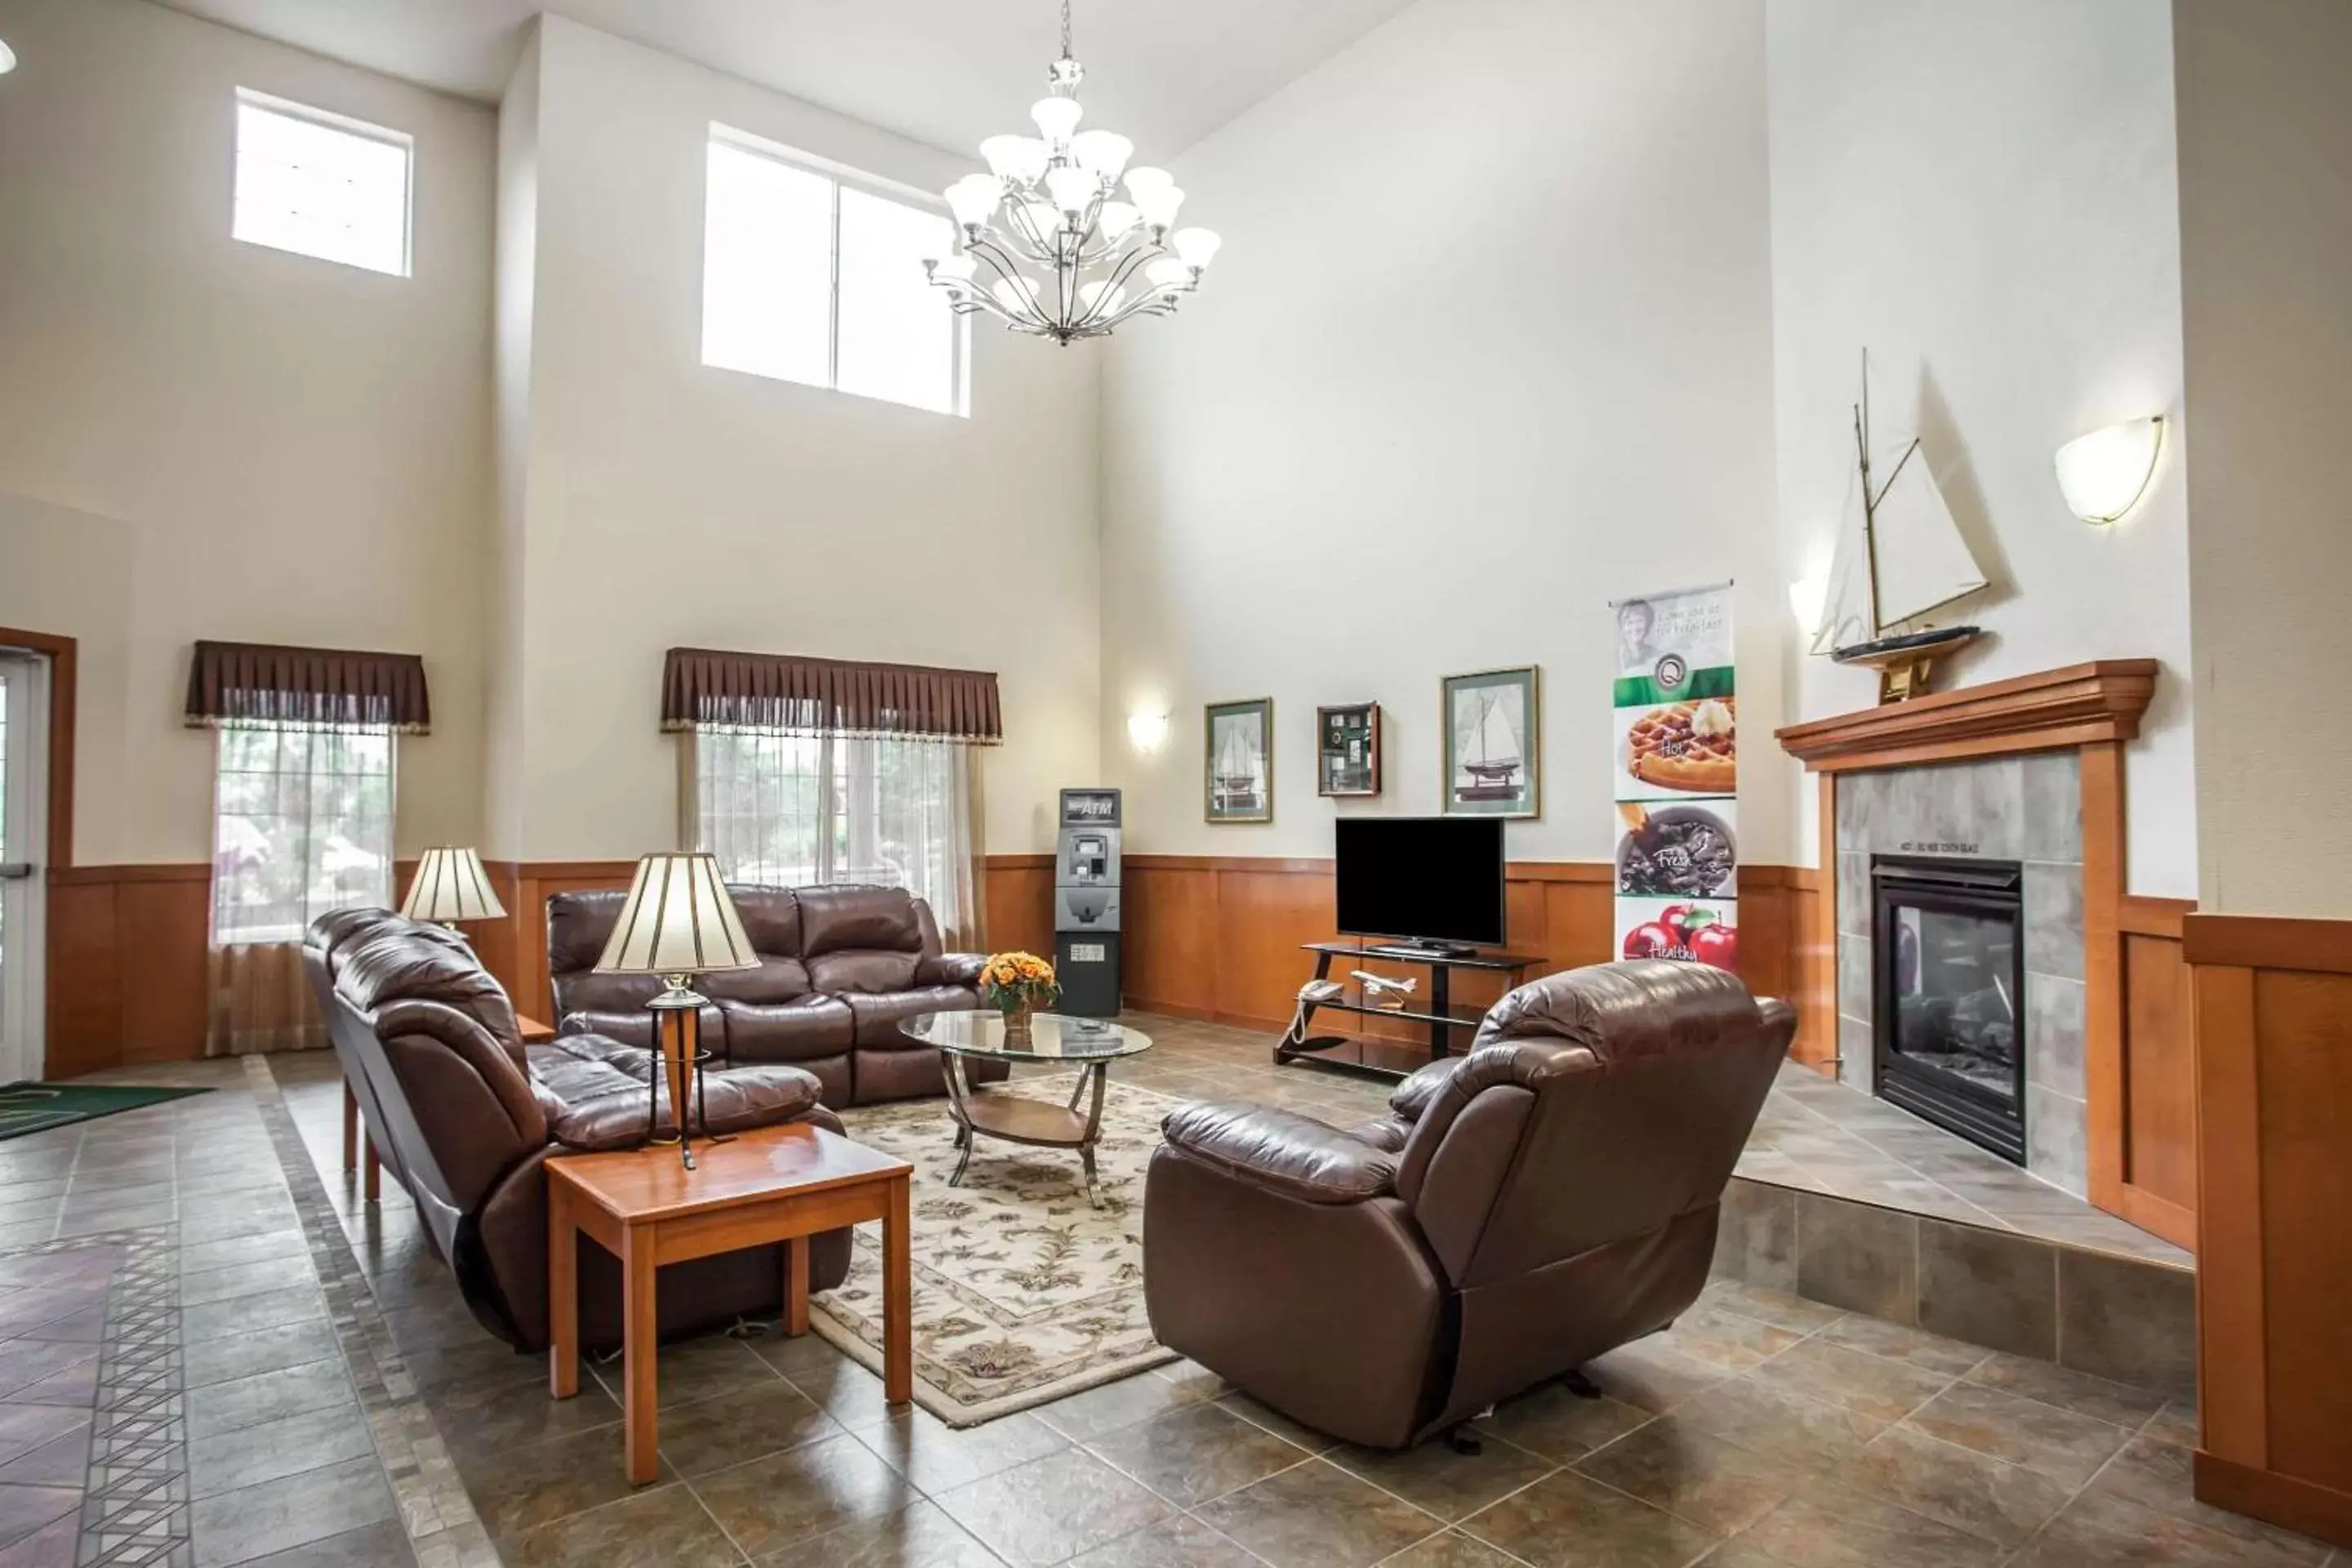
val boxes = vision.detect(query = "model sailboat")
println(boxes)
[1212,724,1262,812]
[1458,691,1522,800]
[1811,352,1988,702]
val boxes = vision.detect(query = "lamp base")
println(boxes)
[648,981,711,1170]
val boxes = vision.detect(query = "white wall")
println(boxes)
[0,0,495,863]
[496,18,1102,860]
[2174,0,2352,915]
[1766,0,2196,896]
[1098,0,1788,864]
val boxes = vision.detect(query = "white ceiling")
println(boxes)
[150,0,1418,159]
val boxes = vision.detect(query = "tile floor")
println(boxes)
[0,1011,2328,1566]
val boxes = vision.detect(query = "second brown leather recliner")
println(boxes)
[1143,960,1793,1450]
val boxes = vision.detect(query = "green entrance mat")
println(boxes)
[0,1083,213,1140]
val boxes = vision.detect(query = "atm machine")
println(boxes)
[1054,788,1122,1017]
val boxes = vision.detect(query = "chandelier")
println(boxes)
[925,1,1222,346]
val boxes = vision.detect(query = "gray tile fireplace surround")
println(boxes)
[1834,751,2090,1194]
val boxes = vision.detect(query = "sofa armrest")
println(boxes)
[559,1009,656,1052]
[546,1057,826,1152]
[1389,1057,1460,1123]
[1160,1102,1396,1205]
[920,951,987,987]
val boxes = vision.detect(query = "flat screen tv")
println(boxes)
[1334,817,1507,951]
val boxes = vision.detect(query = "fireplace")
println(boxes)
[1872,854,2027,1163]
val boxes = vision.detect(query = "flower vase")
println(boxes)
[1001,1002,1034,1045]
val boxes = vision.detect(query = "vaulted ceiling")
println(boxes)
[152,0,1419,158]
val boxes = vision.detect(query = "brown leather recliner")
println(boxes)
[304,909,852,1352]
[546,883,1004,1107]
[1143,960,1794,1449]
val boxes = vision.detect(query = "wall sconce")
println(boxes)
[2055,416,2163,525]
[0,38,16,74]
[1125,710,1169,752]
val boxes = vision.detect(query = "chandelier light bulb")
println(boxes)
[1079,280,1129,317]
[1031,95,1084,145]
[1146,258,1194,292]
[980,134,1049,184]
[1017,198,1063,242]
[945,173,1003,229]
[1124,166,1174,201]
[1172,227,1223,268]
[1045,166,1097,220]
[1134,183,1184,230]
[1071,129,1134,181]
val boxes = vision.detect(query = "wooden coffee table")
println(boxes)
[547,1122,914,1484]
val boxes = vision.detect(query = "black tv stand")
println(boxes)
[1276,941,1541,1081]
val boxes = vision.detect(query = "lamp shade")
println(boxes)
[399,847,506,923]
[595,853,760,977]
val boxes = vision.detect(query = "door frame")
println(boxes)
[0,628,78,1080]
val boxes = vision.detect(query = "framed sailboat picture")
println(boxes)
[1317,702,1381,796]
[1442,666,1539,818]
[1205,698,1273,823]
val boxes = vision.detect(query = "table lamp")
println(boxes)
[399,847,508,932]
[593,853,758,1169]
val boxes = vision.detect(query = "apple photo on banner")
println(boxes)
[1616,895,1739,972]
[1616,799,1738,901]
[1613,696,1738,800]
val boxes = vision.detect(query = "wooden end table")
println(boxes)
[547,1122,915,1484]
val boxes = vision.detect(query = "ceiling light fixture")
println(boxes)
[0,38,17,75]
[927,0,1221,346]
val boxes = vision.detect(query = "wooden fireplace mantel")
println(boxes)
[1774,659,2159,773]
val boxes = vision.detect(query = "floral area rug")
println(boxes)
[814,1078,1187,1427]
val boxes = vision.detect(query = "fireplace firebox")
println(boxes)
[1871,854,2027,1163]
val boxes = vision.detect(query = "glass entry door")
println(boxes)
[0,653,47,1085]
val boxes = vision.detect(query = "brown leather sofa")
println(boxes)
[304,907,851,1352]
[547,883,1004,1107]
[1143,960,1793,1449]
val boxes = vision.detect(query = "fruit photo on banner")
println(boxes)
[1610,583,1738,972]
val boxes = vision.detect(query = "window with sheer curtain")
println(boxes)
[211,723,395,946]
[693,728,974,941]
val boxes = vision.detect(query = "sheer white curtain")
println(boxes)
[692,729,978,945]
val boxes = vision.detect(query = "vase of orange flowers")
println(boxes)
[978,951,1060,1044]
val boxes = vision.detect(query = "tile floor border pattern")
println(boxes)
[76,1224,186,1566]
[243,1058,497,1568]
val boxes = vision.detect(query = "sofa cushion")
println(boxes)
[546,890,626,977]
[336,929,522,1063]
[719,996,854,1062]
[807,949,922,995]
[698,956,813,1005]
[843,986,982,1046]
[725,886,804,959]
[799,885,923,956]
[537,1049,826,1152]
[559,970,663,1016]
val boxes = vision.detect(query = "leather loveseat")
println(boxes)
[1143,960,1793,1449]
[304,907,852,1352]
[547,883,1005,1107]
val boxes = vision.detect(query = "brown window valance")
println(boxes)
[184,640,432,733]
[662,648,1003,745]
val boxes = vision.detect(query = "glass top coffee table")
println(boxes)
[898,1012,1153,1209]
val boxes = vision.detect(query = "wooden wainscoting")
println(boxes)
[45,864,212,1078]
[981,853,1055,960]
[2186,911,2352,1548]
[2109,895,2199,1249]
[1116,854,1803,1036]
